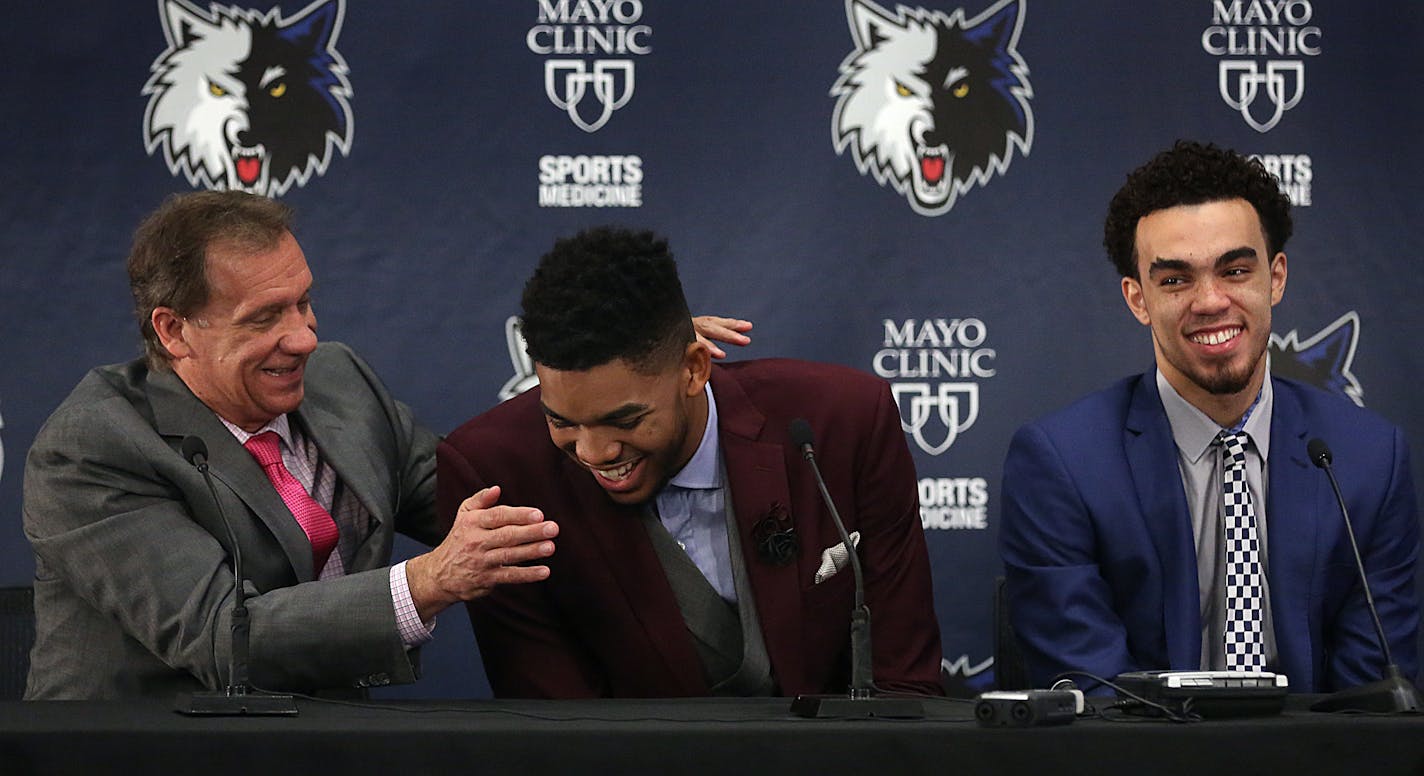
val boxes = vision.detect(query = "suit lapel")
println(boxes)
[147,368,314,579]
[1263,379,1319,684]
[709,368,805,692]
[1124,373,1202,669]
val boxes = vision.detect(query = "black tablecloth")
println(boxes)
[1,695,1421,775]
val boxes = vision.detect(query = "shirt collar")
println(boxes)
[219,413,294,450]
[1156,369,1273,464]
[1241,379,1272,461]
[667,382,721,490]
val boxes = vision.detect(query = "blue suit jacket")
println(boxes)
[1000,372,1419,692]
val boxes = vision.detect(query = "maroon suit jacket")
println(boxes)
[436,358,942,698]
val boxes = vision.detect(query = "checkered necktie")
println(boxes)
[244,431,339,574]
[1219,430,1265,671]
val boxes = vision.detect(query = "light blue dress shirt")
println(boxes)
[655,382,737,603]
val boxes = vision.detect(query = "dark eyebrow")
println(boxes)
[1214,247,1257,267]
[539,403,569,423]
[1146,246,1259,278]
[540,402,648,426]
[1146,257,1191,277]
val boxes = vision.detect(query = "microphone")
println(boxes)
[787,419,922,719]
[1306,438,1422,713]
[177,435,297,716]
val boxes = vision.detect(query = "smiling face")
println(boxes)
[1121,198,1287,425]
[536,346,710,506]
[154,231,318,431]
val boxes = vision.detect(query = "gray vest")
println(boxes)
[641,480,775,696]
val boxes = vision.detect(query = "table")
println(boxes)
[1,695,1421,775]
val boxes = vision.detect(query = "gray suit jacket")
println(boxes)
[23,342,440,699]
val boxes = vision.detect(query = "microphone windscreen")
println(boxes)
[1307,438,1332,468]
[180,435,209,465]
[789,418,815,449]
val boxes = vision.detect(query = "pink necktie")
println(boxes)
[243,431,339,574]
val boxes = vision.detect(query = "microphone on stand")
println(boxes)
[786,419,923,719]
[1306,438,1422,713]
[177,435,298,716]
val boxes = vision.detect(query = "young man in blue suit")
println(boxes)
[1000,141,1419,692]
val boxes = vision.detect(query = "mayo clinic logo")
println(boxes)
[527,1,652,133]
[1201,1,1321,133]
[874,318,996,456]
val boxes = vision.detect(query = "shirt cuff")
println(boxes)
[389,561,435,647]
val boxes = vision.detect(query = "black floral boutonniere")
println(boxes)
[752,501,798,566]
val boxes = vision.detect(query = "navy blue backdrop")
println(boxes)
[2,1,1420,697]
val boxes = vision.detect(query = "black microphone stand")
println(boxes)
[787,420,923,719]
[178,437,298,716]
[1307,439,1422,714]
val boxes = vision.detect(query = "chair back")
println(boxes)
[0,586,35,700]
[994,576,1029,690]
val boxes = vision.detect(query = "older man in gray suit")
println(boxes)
[22,191,560,699]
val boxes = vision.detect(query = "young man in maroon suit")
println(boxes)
[437,227,941,698]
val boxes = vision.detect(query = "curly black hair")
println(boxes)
[1103,140,1293,278]
[519,226,695,373]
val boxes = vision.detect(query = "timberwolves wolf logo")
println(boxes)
[832,0,1033,216]
[142,0,354,196]
[942,654,994,697]
[498,316,540,401]
[1270,312,1364,407]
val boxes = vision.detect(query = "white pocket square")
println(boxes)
[814,531,860,584]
